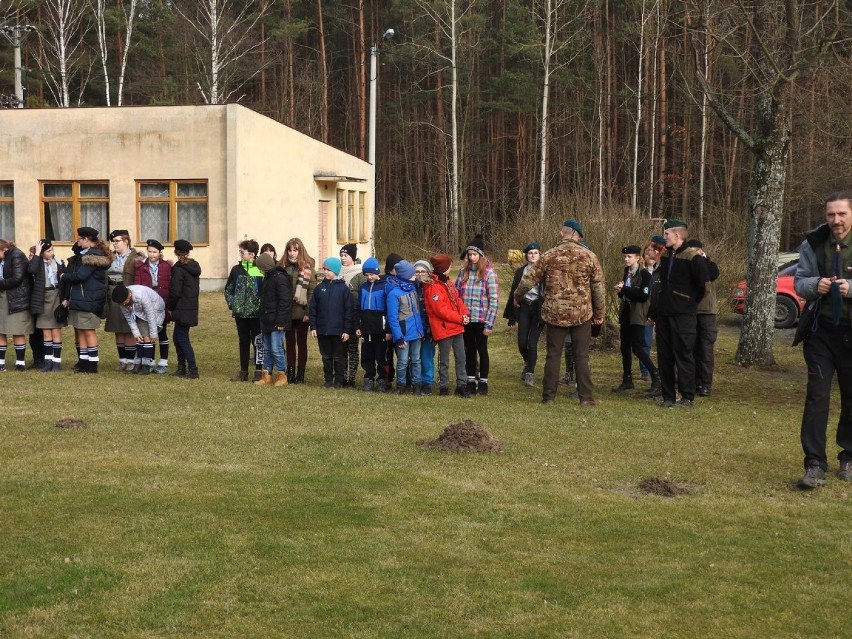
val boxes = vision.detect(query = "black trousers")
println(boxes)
[516,303,544,373]
[695,313,718,388]
[463,322,490,380]
[619,320,656,378]
[360,333,387,380]
[234,316,260,371]
[317,334,346,384]
[800,319,852,471]
[656,314,697,402]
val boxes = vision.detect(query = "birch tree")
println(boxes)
[177,0,267,104]
[691,0,847,366]
[91,0,138,106]
[530,0,588,220]
[37,0,89,107]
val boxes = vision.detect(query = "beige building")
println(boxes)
[0,104,373,289]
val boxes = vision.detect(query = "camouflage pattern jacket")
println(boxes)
[513,237,605,327]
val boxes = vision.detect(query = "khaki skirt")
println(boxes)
[70,309,101,330]
[0,290,34,336]
[104,283,132,332]
[36,288,66,330]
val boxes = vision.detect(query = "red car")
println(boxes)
[729,259,805,329]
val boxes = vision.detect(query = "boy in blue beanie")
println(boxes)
[355,257,388,392]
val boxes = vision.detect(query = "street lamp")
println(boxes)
[0,24,36,108]
[368,28,395,166]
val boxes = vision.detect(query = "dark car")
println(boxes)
[729,259,805,329]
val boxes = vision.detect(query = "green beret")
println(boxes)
[663,219,688,230]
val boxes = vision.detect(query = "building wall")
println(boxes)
[0,104,373,290]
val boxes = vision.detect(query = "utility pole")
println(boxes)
[367,27,394,256]
[0,24,36,108]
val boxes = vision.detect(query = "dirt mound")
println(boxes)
[418,419,504,453]
[55,418,86,429]
[639,477,692,497]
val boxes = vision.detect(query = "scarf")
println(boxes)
[294,267,310,306]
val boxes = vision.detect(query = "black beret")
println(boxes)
[77,226,99,239]
[39,239,53,253]
[621,245,642,255]
[173,239,193,253]
[109,229,130,241]
[146,239,164,251]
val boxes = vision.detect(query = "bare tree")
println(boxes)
[529,0,588,220]
[177,0,267,104]
[37,0,89,107]
[91,0,137,105]
[691,0,848,366]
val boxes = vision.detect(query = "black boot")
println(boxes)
[186,366,199,379]
[287,365,295,383]
[295,367,306,384]
[466,380,477,395]
[74,360,88,373]
[173,362,187,378]
[611,376,634,392]
[649,372,661,395]
[230,370,248,382]
[88,361,98,374]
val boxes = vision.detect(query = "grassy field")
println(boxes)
[1,291,849,638]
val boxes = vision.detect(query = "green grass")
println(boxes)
[1,292,849,638]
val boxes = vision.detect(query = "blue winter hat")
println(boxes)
[395,260,415,280]
[650,235,665,245]
[322,256,342,275]
[562,219,584,237]
[362,257,380,275]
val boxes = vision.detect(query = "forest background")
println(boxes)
[1,0,852,362]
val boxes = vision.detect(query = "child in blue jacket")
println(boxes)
[386,260,425,394]
[355,257,388,392]
[309,257,353,388]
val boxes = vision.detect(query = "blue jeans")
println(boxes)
[396,338,422,386]
[420,338,435,385]
[262,330,287,373]
[173,323,195,367]
[639,324,653,374]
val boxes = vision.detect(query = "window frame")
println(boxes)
[335,188,369,245]
[136,179,209,246]
[40,180,110,244]
[0,181,13,241]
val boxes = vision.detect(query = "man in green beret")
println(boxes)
[649,219,710,408]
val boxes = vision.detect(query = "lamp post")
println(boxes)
[0,24,36,108]
[368,28,395,167]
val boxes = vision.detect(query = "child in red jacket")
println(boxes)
[422,254,471,397]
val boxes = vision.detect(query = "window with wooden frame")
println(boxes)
[41,181,109,243]
[335,188,369,244]
[0,182,13,241]
[137,180,208,245]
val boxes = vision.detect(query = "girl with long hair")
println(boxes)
[281,237,316,384]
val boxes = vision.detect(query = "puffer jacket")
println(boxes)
[386,275,425,344]
[423,275,469,341]
[309,277,353,335]
[514,237,606,327]
[63,248,111,314]
[258,266,293,332]
[168,259,201,327]
[355,277,387,334]
[27,255,66,315]
[0,246,34,314]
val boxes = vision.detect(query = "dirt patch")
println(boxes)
[418,419,504,453]
[638,477,692,497]
[55,418,86,429]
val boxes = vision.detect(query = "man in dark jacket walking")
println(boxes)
[168,240,201,379]
[650,219,710,408]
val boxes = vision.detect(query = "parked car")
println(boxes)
[729,256,804,329]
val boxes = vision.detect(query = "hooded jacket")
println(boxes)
[0,246,34,315]
[168,258,201,327]
[309,277,353,335]
[386,275,425,343]
[258,266,294,332]
[224,260,263,318]
[355,277,388,334]
[63,248,111,315]
[423,274,469,341]
[27,254,66,315]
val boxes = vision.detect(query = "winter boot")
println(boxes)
[363,378,375,392]
[186,366,200,379]
[287,365,295,383]
[466,380,478,395]
[74,360,88,373]
[253,369,264,382]
[88,361,98,374]
[649,372,662,395]
[420,384,433,395]
[477,381,489,396]
[294,367,306,384]
[173,362,187,378]
[376,378,387,393]
[51,361,61,372]
[274,371,288,387]
[255,371,273,385]
[230,370,249,382]
[611,376,634,392]
[456,382,471,398]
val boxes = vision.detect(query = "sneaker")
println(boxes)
[523,372,534,387]
[439,387,449,396]
[0,364,5,372]
[152,365,169,375]
[838,461,852,482]
[478,381,488,396]
[797,465,826,489]
[362,378,375,392]
[15,364,25,372]
[697,385,711,397]
[665,398,693,408]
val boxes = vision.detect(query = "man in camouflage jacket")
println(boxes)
[514,219,605,405]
